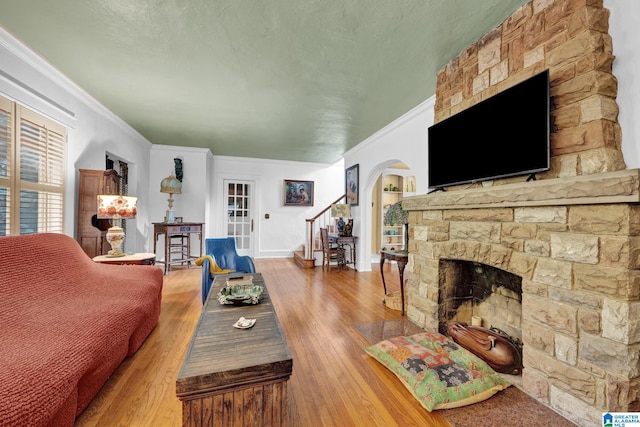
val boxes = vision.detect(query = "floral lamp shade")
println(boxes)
[96,195,137,257]
[331,203,353,237]
[97,195,138,219]
[331,203,352,218]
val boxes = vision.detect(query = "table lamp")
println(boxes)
[331,203,352,236]
[160,174,182,223]
[97,195,137,257]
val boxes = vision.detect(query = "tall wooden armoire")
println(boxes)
[77,169,120,258]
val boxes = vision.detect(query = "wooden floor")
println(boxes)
[76,258,451,426]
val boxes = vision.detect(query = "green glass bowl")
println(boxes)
[217,284,264,305]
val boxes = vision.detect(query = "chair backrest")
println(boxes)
[320,228,331,252]
[205,237,240,270]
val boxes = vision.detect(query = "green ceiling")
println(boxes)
[0,0,529,163]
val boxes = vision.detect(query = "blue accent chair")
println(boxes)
[201,237,256,304]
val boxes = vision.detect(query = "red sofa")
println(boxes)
[0,233,163,426]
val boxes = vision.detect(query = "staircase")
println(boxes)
[292,238,320,269]
[293,195,345,269]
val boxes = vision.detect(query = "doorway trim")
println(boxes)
[358,159,408,271]
[213,173,260,259]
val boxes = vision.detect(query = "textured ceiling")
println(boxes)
[0,0,528,163]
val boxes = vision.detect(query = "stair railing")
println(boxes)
[304,194,346,259]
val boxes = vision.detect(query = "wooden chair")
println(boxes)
[320,227,345,271]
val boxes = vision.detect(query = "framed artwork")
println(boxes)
[345,164,359,206]
[284,180,314,206]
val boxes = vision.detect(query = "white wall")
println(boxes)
[210,156,344,258]
[0,28,153,253]
[149,145,212,258]
[343,98,435,271]
[607,0,640,169]
[148,149,345,260]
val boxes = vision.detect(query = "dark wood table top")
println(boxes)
[176,273,293,397]
[380,249,408,260]
[329,234,358,243]
[152,222,203,226]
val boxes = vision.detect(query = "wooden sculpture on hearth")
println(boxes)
[447,321,523,375]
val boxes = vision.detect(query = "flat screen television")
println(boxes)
[427,69,550,190]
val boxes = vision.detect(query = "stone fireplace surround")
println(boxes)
[403,170,640,424]
[401,0,640,423]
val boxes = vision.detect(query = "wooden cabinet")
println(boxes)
[380,173,415,252]
[76,169,120,258]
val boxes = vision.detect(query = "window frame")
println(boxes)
[0,95,66,236]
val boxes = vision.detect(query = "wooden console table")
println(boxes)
[176,273,293,426]
[153,222,203,274]
[380,249,409,315]
[329,234,358,270]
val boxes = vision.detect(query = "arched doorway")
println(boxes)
[354,159,415,271]
[370,162,414,261]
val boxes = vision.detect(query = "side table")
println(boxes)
[329,234,358,270]
[153,222,203,274]
[380,249,409,315]
[93,252,156,265]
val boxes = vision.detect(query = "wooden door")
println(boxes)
[224,179,255,257]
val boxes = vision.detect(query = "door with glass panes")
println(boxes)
[224,180,254,257]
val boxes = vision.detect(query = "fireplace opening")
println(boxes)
[437,259,522,342]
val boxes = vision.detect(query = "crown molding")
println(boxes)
[0,26,149,144]
[344,95,435,158]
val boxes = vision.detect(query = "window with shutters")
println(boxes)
[0,95,66,236]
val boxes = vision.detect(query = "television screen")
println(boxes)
[428,70,550,189]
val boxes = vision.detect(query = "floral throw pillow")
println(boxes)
[364,331,511,411]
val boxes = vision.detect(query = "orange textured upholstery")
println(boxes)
[0,233,163,426]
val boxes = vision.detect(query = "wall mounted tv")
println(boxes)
[428,69,550,190]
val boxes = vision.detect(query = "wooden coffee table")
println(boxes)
[92,252,156,265]
[176,273,293,426]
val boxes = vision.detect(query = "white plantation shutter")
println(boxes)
[0,97,12,236]
[0,95,66,235]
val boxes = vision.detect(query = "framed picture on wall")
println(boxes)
[346,164,359,206]
[284,180,314,206]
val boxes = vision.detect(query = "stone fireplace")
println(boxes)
[404,173,640,424]
[401,0,640,424]
[438,259,523,342]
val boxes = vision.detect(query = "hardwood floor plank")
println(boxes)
[76,260,450,426]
